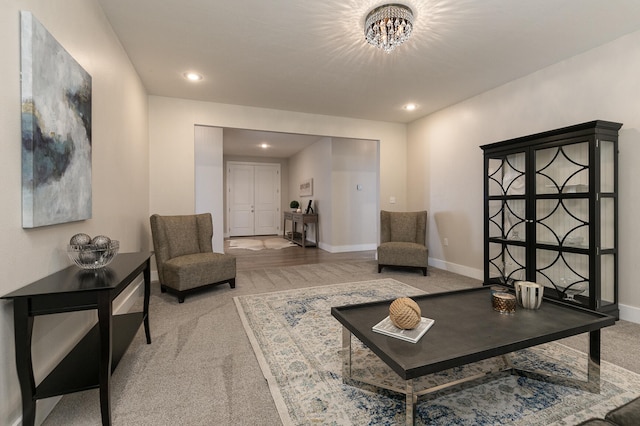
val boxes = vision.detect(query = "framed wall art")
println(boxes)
[21,11,92,228]
[299,178,313,197]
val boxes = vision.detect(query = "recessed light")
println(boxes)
[184,72,203,81]
[403,103,417,111]
[260,143,269,149]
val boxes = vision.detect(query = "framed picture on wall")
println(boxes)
[299,178,313,196]
[21,11,93,228]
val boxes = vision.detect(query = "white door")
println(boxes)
[228,163,280,236]
[254,165,280,235]
[228,164,255,236]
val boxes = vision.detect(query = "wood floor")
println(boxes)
[224,235,375,270]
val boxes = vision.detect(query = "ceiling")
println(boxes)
[222,128,326,158]
[97,0,640,154]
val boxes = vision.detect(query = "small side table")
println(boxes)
[283,212,318,248]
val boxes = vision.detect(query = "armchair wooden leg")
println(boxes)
[229,278,236,289]
[378,265,383,273]
[422,267,427,276]
[160,285,167,293]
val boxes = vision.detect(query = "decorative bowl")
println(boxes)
[67,241,119,269]
[557,280,587,301]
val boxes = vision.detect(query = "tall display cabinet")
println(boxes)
[481,120,621,317]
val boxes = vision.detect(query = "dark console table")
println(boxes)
[1,251,152,426]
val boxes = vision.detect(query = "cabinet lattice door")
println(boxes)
[481,120,621,318]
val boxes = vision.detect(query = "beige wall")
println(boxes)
[408,29,640,320]
[195,125,224,252]
[331,138,378,251]
[289,137,332,246]
[6,3,639,425]
[148,96,408,251]
[0,1,149,424]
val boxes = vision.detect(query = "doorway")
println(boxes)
[227,162,281,236]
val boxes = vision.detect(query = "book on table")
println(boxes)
[372,316,435,343]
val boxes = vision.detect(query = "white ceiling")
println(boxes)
[222,128,326,158]
[97,0,640,154]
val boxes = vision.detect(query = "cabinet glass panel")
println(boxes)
[601,140,615,193]
[536,142,589,194]
[505,199,526,240]
[488,242,503,281]
[487,158,503,196]
[602,253,615,304]
[536,199,588,247]
[489,242,525,284]
[536,249,589,304]
[488,154,525,196]
[601,197,615,250]
[489,199,526,240]
[488,200,501,238]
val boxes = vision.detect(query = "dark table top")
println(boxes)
[331,287,616,380]
[2,252,152,299]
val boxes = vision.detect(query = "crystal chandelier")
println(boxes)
[364,3,414,53]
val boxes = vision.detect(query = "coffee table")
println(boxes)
[331,286,616,425]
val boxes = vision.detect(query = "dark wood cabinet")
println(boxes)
[481,121,621,317]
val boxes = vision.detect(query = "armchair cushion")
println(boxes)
[164,253,236,292]
[163,215,201,258]
[605,396,640,425]
[390,213,418,243]
[378,242,428,268]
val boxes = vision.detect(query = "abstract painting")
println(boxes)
[21,11,92,228]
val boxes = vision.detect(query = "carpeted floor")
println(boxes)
[41,260,640,425]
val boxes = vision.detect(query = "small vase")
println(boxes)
[515,281,544,309]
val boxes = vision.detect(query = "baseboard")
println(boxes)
[428,257,484,281]
[619,303,640,324]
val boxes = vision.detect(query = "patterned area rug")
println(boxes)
[228,238,296,250]
[234,279,640,425]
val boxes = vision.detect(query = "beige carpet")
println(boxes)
[40,260,640,425]
[228,237,296,250]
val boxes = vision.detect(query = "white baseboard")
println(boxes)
[428,257,484,281]
[619,303,640,324]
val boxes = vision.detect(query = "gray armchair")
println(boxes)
[377,210,428,276]
[150,213,236,303]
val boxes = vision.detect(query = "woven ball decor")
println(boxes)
[389,297,421,329]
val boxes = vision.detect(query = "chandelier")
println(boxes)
[364,3,414,53]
